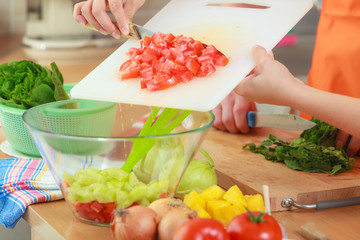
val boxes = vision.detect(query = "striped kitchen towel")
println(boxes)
[0,158,63,229]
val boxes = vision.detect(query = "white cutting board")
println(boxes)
[71,0,313,111]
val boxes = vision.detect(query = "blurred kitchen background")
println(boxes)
[0,0,319,239]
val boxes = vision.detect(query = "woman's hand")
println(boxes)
[211,91,257,133]
[336,130,360,156]
[234,45,305,106]
[74,0,146,38]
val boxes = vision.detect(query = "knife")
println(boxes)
[247,111,316,131]
[84,22,155,40]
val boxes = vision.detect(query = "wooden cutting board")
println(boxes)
[201,128,360,212]
[70,0,313,112]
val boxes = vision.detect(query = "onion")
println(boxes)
[148,198,190,219]
[111,205,159,240]
[158,208,198,240]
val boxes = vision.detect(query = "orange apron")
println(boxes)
[301,0,360,119]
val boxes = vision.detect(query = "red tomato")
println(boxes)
[173,218,230,240]
[226,211,282,240]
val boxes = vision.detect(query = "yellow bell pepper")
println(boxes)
[200,185,225,202]
[184,191,206,209]
[245,194,265,212]
[223,185,248,207]
[193,204,211,218]
[206,199,230,217]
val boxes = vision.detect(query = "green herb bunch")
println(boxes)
[0,60,70,109]
[243,118,354,175]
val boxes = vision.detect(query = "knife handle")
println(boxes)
[316,196,360,210]
[247,111,257,127]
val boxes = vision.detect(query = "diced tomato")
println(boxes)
[119,32,229,91]
[102,202,116,214]
[151,59,161,70]
[120,67,140,80]
[191,41,205,55]
[198,64,216,77]
[73,201,116,224]
[158,59,175,74]
[171,62,187,74]
[175,52,186,64]
[152,34,168,48]
[90,201,104,213]
[165,33,175,42]
[129,202,139,208]
[120,59,132,71]
[142,48,158,62]
[182,49,194,57]
[178,71,194,82]
[140,62,152,69]
[140,79,149,89]
[141,35,152,47]
[161,48,172,59]
[74,202,91,219]
[186,58,200,75]
[202,45,219,58]
[198,55,214,65]
[140,66,153,78]
[146,77,178,91]
[159,192,169,198]
[154,73,170,83]
[215,53,230,66]
[158,56,166,63]
[169,47,181,58]
[126,47,142,60]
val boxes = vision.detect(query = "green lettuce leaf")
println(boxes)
[243,119,354,175]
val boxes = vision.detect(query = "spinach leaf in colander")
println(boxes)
[243,118,354,175]
[0,60,70,109]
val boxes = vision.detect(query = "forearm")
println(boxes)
[288,81,360,138]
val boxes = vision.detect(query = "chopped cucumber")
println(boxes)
[63,167,169,208]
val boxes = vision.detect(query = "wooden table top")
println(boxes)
[1,35,360,240]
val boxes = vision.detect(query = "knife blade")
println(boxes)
[247,111,316,131]
[84,23,155,40]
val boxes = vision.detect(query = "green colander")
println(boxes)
[0,83,77,157]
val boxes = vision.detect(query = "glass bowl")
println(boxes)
[22,99,214,226]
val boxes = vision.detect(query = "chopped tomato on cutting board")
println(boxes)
[119,32,229,91]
